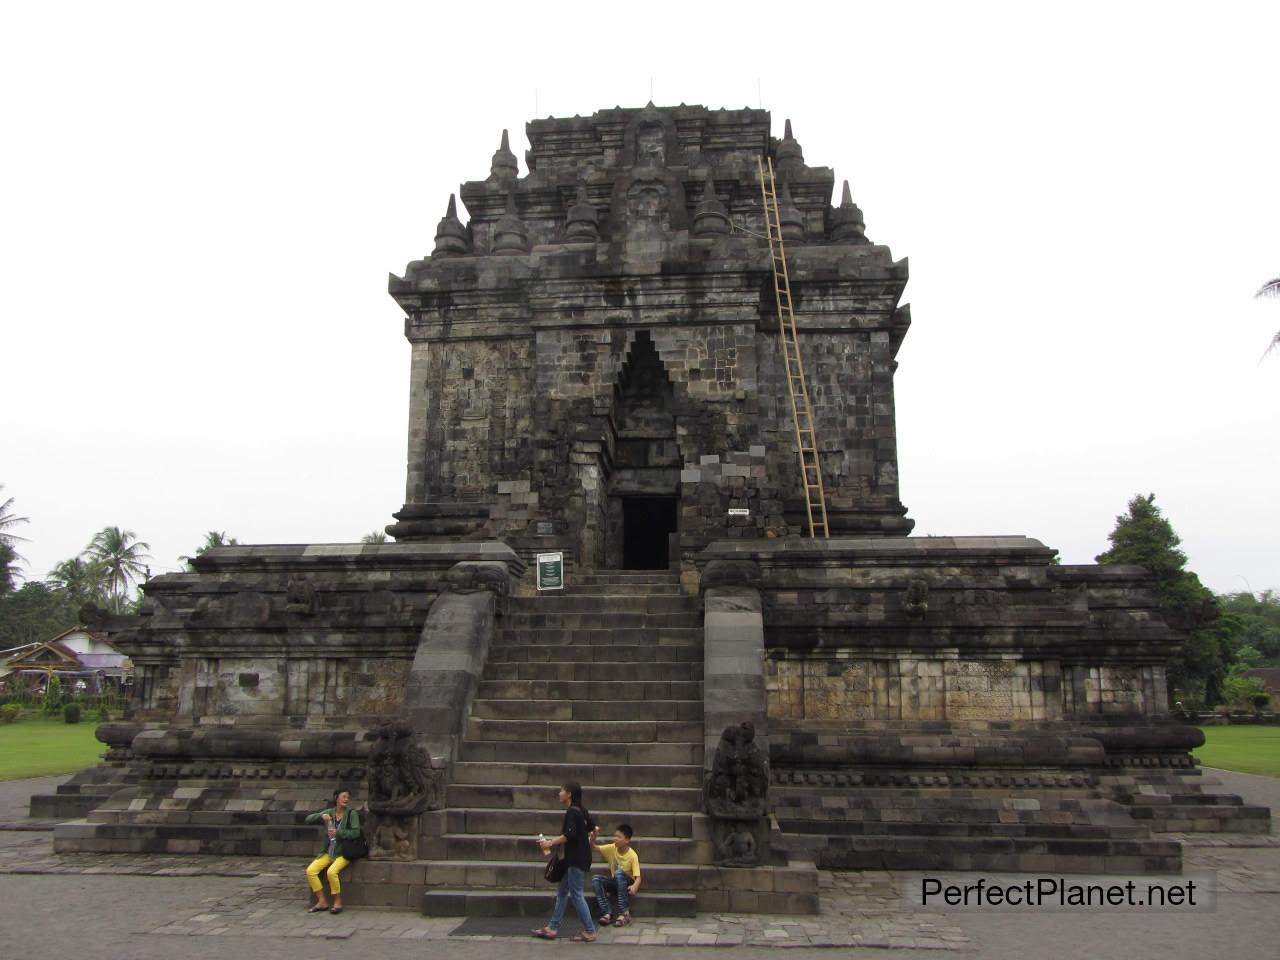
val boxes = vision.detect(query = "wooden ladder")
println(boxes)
[758,155,829,538]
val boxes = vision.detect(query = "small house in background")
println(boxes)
[0,626,132,693]
[1242,668,1280,703]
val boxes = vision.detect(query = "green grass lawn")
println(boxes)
[1194,725,1280,778]
[0,715,105,781]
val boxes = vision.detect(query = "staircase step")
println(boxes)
[459,741,703,766]
[504,613,700,630]
[560,584,684,596]
[423,859,698,891]
[484,662,703,683]
[510,596,696,614]
[448,807,696,839]
[494,627,701,646]
[476,680,702,702]
[1168,793,1243,806]
[421,888,697,918]
[446,784,702,813]
[488,645,701,664]
[452,761,704,789]
[436,833,707,864]
[466,718,703,744]
[469,699,702,723]
[568,573,681,583]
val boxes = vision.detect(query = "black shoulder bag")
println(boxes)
[339,810,370,861]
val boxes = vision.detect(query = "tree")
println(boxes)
[1258,277,1280,357]
[0,484,29,590]
[361,531,388,544]
[85,526,152,613]
[1220,590,1280,665]
[0,581,80,649]
[47,556,111,609]
[0,543,17,596]
[195,531,239,555]
[1096,494,1238,705]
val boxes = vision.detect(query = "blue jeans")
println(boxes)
[548,865,596,934]
[592,869,632,916]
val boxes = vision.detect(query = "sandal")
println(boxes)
[615,914,631,927]
[307,905,328,914]
[598,915,613,926]
[329,906,343,915]
[571,933,597,942]
[532,928,558,940]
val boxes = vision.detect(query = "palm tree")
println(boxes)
[85,526,152,612]
[48,556,111,608]
[0,485,29,590]
[0,542,17,595]
[1258,277,1280,357]
[196,531,239,555]
[361,530,388,544]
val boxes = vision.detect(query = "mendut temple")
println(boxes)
[41,104,1269,917]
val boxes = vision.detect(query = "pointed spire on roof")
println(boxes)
[693,171,730,238]
[777,178,804,242]
[433,193,470,256]
[777,117,805,174]
[830,179,868,244]
[490,129,519,180]
[492,189,529,255]
[565,180,599,243]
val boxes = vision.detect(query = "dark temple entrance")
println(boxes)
[622,496,677,569]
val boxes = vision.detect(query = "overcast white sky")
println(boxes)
[2,1,1277,595]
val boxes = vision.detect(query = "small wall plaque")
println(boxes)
[728,508,750,517]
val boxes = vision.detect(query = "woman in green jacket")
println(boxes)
[304,788,361,914]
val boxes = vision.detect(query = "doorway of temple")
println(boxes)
[621,496,678,569]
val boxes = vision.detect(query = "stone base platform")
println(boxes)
[1106,765,1273,834]
[51,775,360,856]
[338,857,819,917]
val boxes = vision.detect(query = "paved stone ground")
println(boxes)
[2,769,1279,959]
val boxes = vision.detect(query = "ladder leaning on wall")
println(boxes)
[757,155,830,539]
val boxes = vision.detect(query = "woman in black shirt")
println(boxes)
[533,781,598,941]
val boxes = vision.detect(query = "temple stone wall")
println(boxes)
[116,544,519,729]
[388,104,913,551]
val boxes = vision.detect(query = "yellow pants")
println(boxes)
[306,854,351,895]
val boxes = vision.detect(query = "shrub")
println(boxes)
[96,703,112,722]
[42,676,64,713]
[63,702,81,724]
[1223,676,1269,711]
[0,703,20,724]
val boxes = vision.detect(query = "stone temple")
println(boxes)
[43,104,1268,916]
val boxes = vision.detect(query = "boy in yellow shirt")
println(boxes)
[590,822,642,926]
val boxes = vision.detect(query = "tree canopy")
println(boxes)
[1096,493,1238,705]
[0,485,29,593]
[1258,276,1279,357]
[1221,590,1280,666]
[85,526,152,613]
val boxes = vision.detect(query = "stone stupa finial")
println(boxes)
[830,179,869,244]
[433,194,470,256]
[565,181,599,243]
[692,171,730,238]
[492,189,529,255]
[490,129,519,180]
[777,178,804,242]
[777,118,805,174]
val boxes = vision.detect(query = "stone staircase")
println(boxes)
[1108,767,1273,834]
[416,570,710,917]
